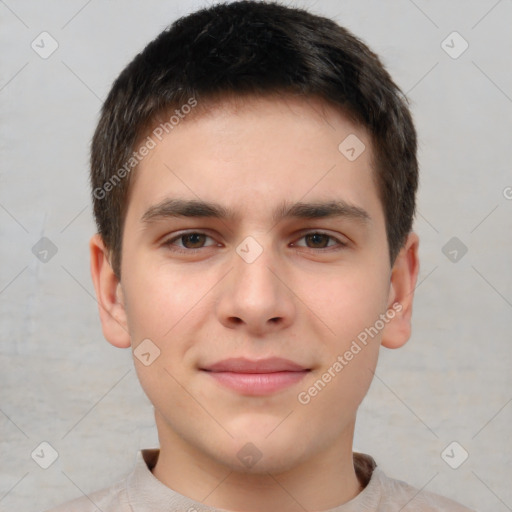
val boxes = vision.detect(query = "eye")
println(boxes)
[162,232,217,253]
[291,231,347,250]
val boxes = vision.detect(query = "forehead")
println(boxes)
[125,95,383,230]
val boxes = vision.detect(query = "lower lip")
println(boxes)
[203,370,309,395]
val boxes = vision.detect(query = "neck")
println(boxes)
[151,413,362,512]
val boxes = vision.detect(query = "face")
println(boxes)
[92,95,418,475]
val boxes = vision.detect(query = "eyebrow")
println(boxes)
[140,198,371,226]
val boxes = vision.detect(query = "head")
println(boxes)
[90,0,419,476]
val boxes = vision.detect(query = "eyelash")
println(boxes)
[162,231,347,254]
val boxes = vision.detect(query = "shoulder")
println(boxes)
[42,477,130,512]
[374,468,476,511]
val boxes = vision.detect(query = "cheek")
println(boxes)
[122,258,215,402]
[123,257,205,339]
[305,262,390,348]
[302,267,387,399]
[124,261,207,420]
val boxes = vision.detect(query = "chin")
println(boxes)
[223,447,305,476]
[211,428,312,475]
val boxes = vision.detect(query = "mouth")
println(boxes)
[200,357,311,396]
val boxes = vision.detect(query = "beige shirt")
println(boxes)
[44,449,475,511]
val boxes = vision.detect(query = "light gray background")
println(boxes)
[1,1,511,511]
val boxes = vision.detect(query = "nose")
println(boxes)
[215,238,296,336]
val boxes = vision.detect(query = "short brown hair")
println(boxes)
[90,0,418,279]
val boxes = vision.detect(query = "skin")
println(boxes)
[90,95,419,512]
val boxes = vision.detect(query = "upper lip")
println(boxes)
[201,357,309,373]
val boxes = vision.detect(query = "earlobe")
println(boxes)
[89,233,131,349]
[381,232,420,349]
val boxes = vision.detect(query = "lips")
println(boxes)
[200,357,310,395]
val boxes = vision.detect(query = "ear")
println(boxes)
[89,233,131,348]
[381,231,420,349]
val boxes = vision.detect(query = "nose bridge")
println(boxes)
[235,234,267,266]
[232,234,279,299]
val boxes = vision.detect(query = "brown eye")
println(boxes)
[180,233,207,249]
[305,233,330,248]
[163,232,216,253]
[292,232,346,250]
